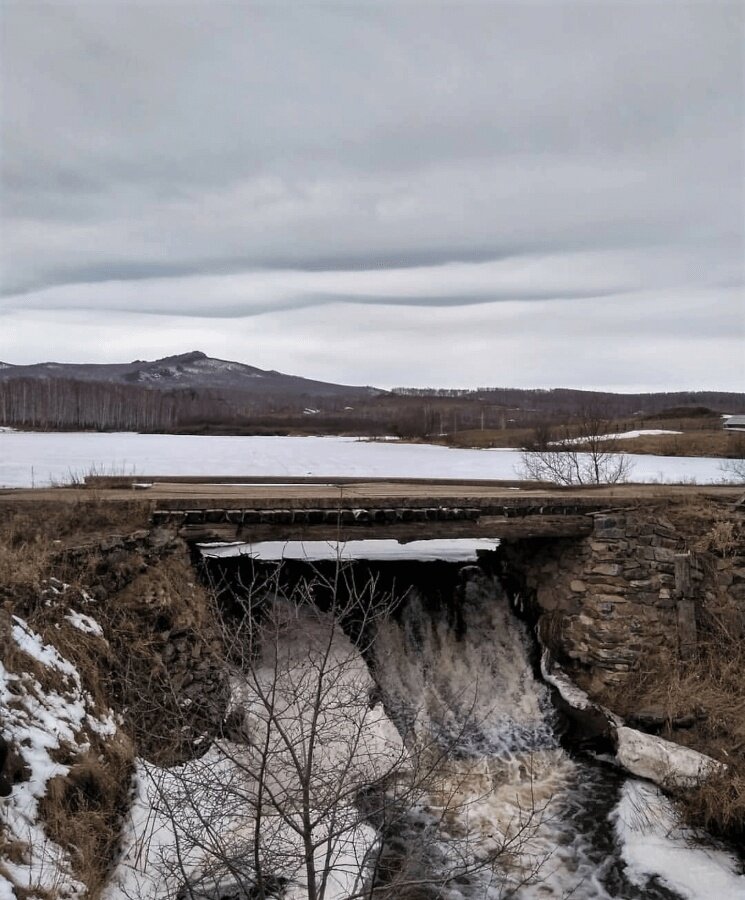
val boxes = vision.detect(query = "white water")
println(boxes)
[0,431,732,487]
[372,570,744,899]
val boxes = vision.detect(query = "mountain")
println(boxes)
[0,351,378,399]
[1,351,743,437]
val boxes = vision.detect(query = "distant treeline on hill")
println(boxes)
[393,386,745,417]
[1,374,744,435]
[0,377,360,432]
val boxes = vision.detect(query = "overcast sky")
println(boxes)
[1,1,742,391]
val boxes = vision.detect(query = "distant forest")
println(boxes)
[1,375,744,437]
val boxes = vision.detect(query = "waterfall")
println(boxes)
[371,567,686,899]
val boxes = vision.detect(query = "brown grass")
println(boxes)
[39,736,135,897]
[438,417,745,458]
[598,430,745,459]
[598,605,745,839]
[682,765,745,841]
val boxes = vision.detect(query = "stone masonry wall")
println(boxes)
[497,506,744,693]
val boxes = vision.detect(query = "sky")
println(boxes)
[1,1,743,391]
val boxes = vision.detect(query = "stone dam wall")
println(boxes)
[497,505,744,692]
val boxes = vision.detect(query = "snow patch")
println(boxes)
[613,780,745,899]
[554,429,683,445]
[11,616,79,678]
[540,651,593,712]
[64,609,105,638]
[0,617,116,898]
[615,725,722,788]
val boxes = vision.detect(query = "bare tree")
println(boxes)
[720,456,745,484]
[110,563,551,900]
[520,408,634,485]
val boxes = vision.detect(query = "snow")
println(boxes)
[64,609,105,638]
[541,654,721,790]
[613,780,745,899]
[555,428,683,444]
[540,650,593,712]
[615,725,722,788]
[200,538,501,562]
[0,616,116,898]
[0,432,731,487]
[12,615,79,678]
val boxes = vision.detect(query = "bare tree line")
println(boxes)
[0,378,357,433]
[2,373,742,437]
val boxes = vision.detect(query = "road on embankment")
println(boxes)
[1,477,742,506]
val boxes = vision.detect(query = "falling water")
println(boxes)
[371,567,688,899]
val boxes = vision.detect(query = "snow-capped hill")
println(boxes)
[0,352,379,398]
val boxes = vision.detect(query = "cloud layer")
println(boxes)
[1,2,742,389]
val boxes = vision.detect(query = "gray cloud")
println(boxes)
[0,1,742,389]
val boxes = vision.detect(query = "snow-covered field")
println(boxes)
[0,432,734,487]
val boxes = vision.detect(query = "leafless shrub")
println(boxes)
[719,456,745,484]
[519,408,634,485]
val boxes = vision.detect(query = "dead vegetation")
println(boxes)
[595,499,745,839]
[0,501,227,896]
[100,554,229,764]
[39,737,135,895]
[604,609,745,840]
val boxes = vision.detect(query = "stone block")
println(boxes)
[586,582,625,594]
[570,580,587,593]
[591,593,629,605]
[654,547,676,562]
[589,541,612,553]
[595,528,626,540]
[594,515,626,530]
[590,563,623,577]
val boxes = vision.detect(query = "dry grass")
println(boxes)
[599,606,745,839]
[598,430,744,458]
[100,554,228,764]
[439,416,745,458]
[436,427,535,449]
[39,736,135,897]
[682,765,745,841]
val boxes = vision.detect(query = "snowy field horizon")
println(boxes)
[0,430,736,489]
